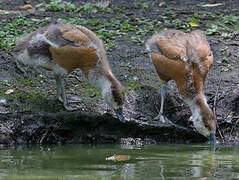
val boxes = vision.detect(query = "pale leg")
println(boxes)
[55,74,65,102]
[154,83,172,124]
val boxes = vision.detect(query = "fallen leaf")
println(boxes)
[158,2,166,7]
[189,22,198,27]
[19,4,33,10]
[5,89,14,95]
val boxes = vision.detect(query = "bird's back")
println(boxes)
[47,24,112,75]
[15,24,111,76]
[14,26,49,53]
[146,30,213,97]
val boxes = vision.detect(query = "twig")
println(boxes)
[213,77,224,142]
[39,129,49,144]
[213,77,222,114]
[115,52,126,60]
[230,119,239,136]
[68,74,82,83]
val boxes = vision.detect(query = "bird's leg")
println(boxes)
[55,75,71,110]
[55,74,63,102]
[10,55,28,77]
[15,61,27,75]
[55,74,82,111]
[154,83,172,124]
[160,83,167,115]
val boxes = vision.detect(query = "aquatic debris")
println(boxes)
[105,154,131,161]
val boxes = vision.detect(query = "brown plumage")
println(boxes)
[14,23,125,122]
[146,30,216,144]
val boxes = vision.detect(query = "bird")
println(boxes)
[14,23,125,122]
[146,30,217,144]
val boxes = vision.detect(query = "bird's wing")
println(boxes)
[156,30,188,61]
[187,30,212,60]
[46,24,92,47]
[47,24,99,74]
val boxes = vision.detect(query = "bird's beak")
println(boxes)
[114,107,125,122]
[208,133,217,145]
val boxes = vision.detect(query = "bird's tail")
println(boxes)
[145,34,162,54]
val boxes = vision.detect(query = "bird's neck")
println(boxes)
[194,94,214,121]
[101,76,112,98]
[185,93,213,137]
[93,71,118,97]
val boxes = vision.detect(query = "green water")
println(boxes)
[0,144,239,180]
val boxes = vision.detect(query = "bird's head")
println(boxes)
[201,105,217,145]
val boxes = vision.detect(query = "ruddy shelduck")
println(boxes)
[146,30,216,144]
[14,23,125,122]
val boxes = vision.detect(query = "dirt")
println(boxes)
[0,0,238,146]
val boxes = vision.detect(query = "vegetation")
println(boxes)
[1,0,238,53]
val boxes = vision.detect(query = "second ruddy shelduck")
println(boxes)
[14,23,125,122]
[146,30,216,144]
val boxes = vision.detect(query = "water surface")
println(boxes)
[0,144,239,179]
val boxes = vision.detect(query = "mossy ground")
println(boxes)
[0,0,238,144]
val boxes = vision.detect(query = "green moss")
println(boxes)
[124,81,141,93]
[0,87,8,97]
[23,80,34,86]
[77,82,101,98]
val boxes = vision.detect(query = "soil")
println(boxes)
[0,0,238,146]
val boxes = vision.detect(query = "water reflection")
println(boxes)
[0,144,238,179]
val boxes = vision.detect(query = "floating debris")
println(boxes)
[106,154,131,161]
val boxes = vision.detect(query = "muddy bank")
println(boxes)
[0,111,207,146]
[0,0,238,145]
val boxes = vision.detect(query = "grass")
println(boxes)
[36,0,106,13]
[124,81,141,93]
[36,0,79,12]
[205,15,239,36]
[1,5,237,53]
[0,1,238,52]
